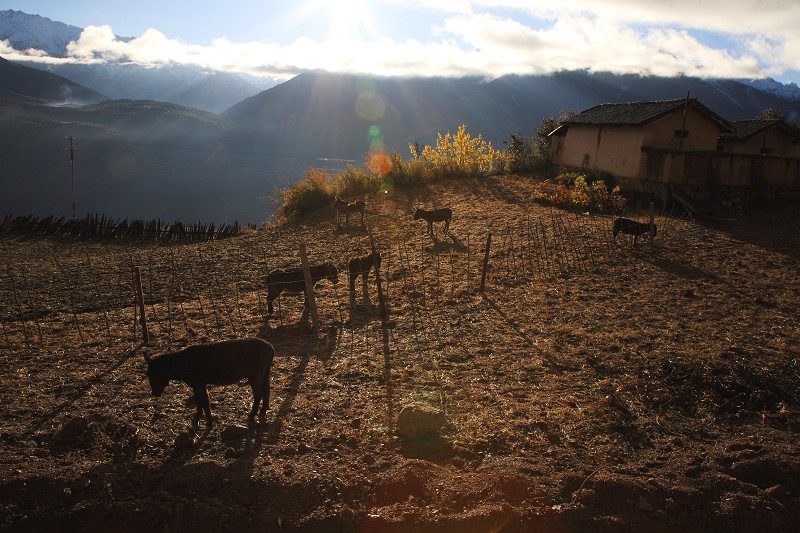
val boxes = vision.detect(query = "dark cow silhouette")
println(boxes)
[145,337,274,428]
[266,262,339,319]
[334,197,366,227]
[348,250,381,300]
[413,207,452,236]
[613,217,657,246]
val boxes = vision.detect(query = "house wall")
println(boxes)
[552,125,646,178]
[639,148,800,201]
[722,128,796,156]
[551,106,722,178]
[645,106,721,151]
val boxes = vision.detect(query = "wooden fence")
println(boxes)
[0,214,244,241]
[0,209,696,356]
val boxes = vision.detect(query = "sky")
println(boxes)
[2,0,800,84]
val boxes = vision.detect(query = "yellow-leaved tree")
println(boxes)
[419,124,502,178]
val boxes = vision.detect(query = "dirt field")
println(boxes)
[1,176,799,532]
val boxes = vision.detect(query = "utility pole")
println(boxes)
[66,136,77,219]
[678,92,689,151]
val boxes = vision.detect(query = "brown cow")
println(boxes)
[145,337,274,428]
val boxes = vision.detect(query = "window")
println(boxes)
[760,147,773,155]
[674,129,689,138]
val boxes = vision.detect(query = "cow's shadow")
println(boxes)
[256,323,339,446]
[334,224,367,236]
[424,232,468,254]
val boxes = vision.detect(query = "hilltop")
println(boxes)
[4,49,800,223]
[1,177,799,531]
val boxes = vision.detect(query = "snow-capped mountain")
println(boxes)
[0,9,274,113]
[22,60,271,114]
[0,9,83,56]
[744,78,800,101]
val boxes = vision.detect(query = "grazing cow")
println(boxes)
[348,250,382,300]
[144,337,275,428]
[266,262,339,318]
[334,197,366,227]
[613,217,657,246]
[413,207,452,236]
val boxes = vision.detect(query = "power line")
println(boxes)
[66,136,77,220]
[87,136,354,164]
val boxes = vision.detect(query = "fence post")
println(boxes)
[649,201,656,252]
[369,228,388,319]
[299,244,320,331]
[133,266,149,344]
[480,232,492,293]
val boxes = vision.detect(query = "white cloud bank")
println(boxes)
[3,0,799,82]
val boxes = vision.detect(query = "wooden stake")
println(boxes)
[133,266,149,344]
[86,253,112,340]
[7,264,31,349]
[649,201,656,253]
[369,228,388,319]
[299,244,320,331]
[480,232,492,292]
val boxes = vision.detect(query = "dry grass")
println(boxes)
[1,176,799,532]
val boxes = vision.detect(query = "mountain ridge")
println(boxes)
[3,47,800,224]
[3,61,800,224]
[0,55,106,103]
[0,9,275,113]
[3,9,799,113]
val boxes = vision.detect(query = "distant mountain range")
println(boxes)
[2,9,800,224]
[0,10,275,113]
[0,9,84,56]
[224,70,800,164]
[0,55,104,103]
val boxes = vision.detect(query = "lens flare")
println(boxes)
[367,152,393,177]
[368,124,385,152]
[355,92,386,122]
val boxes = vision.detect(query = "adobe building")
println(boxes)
[549,99,800,205]
[718,119,800,156]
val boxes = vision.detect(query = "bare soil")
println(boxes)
[1,176,799,532]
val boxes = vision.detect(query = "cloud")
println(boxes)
[9,1,800,82]
[0,39,60,61]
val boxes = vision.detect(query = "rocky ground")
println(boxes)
[1,176,799,532]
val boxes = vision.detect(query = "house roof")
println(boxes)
[549,98,731,136]
[719,119,799,142]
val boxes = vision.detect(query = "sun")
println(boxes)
[296,0,378,42]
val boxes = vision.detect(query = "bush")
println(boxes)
[277,168,333,219]
[420,124,503,178]
[330,163,382,198]
[533,171,625,212]
[387,151,430,187]
[502,133,536,174]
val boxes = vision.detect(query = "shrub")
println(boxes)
[502,116,572,174]
[330,163,381,198]
[532,171,625,212]
[420,124,503,178]
[571,175,591,209]
[387,150,430,187]
[277,168,333,219]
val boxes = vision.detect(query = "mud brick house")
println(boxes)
[718,119,800,156]
[549,99,800,204]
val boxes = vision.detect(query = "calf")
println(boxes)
[266,262,339,318]
[613,217,657,246]
[334,197,366,227]
[413,207,452,236]
[144,337,274,428]
[348,250,382,300]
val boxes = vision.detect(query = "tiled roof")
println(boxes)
[720,119,798,141]
[561,98,731,131]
